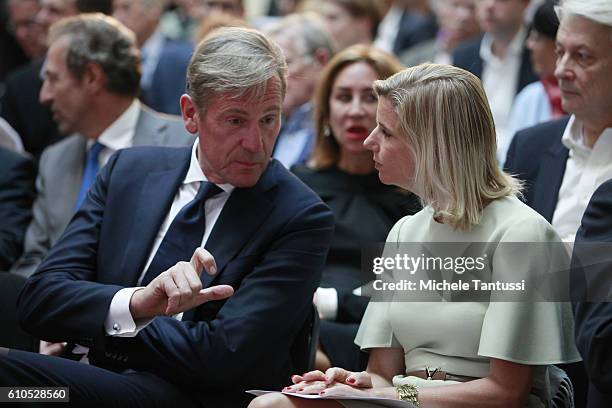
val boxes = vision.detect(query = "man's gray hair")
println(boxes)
[558,0,612,28]
[48,13,141,96]
[265,13,335,60]
[186,27,288,111]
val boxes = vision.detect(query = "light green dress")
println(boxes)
[340,196,581,408]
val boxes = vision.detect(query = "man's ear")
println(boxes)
[83,62,106,93]
[180,94,199,134]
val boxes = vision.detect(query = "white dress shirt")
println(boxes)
[552,115,612,243]
[480,27,526,165]
[374,4,403,52]
[104,140,234,337]
[87,99,141,163]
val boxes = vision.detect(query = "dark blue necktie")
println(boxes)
[75,142,104,210]
[140,182,223,286]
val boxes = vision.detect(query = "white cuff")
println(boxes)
[104,287,153,337]
[315,287,338,320]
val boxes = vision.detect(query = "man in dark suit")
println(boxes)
[572,179,612,408]
[452,0,536,163]
[9,14,193,279]
[0,23,334,408]
[0,147,35,271]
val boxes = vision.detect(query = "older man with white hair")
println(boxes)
[505,0,612,242]
[505,3,612,405]
[266,13,334,168]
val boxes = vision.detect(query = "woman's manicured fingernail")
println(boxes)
[320,391,326,395]
[347,377,355,383]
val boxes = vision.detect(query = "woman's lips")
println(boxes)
[345,126,370,141]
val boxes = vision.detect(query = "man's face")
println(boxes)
[8,0,46,58]
[180,77,283,187]
[476,0,527,37]
[274,35,319,116]
[113,0,161,45]
[37,0,77,34]
[39,37,91,135]
[555,14,612,124]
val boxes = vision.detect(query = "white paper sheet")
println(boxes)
[246,390,417,408]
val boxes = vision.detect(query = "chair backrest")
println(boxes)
[549,365,575,408]
[289,304,320,374]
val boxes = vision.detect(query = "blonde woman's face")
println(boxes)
[364,97,415,190]
[328,61,379,155]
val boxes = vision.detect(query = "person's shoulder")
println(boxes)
[290,164,332,185]
[386,208,431,242]
[266,160,327,206]
[514,116,570,141]
[116,144,191,162]
[510,116,570,157]
[40,134,84,160]
[4,59,43,85]
[485,196,560,242]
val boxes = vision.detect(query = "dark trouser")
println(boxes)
[0,349,198,408]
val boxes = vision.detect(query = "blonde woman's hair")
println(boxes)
[373,63,522,230]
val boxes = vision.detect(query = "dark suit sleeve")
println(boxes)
[0,150,36,271]
[17,152,125,343]
[336,289,369,323]
[572,180,612,393]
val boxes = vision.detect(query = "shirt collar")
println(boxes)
[184,139,234,194]
[561,115,612,153]
[93,99,141,151]
[480,26,527,63]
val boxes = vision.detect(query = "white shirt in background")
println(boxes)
[479,27,526,165]
[552,115,612,243]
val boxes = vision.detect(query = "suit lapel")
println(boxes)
[59,135,87,218]
[533,143,569,222]
[118,153,190,285]
[200,164,279,289]
[201,188,274,288]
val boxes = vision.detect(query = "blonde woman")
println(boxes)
[248,64,580,408]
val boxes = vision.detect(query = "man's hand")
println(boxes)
[39,340,67,356]
[129,247,234,319]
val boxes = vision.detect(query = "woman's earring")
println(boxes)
[323,124,331,138]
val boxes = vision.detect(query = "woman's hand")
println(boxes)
[283,368,374,396]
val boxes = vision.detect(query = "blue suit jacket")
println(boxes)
[17,146,334,406]
[572,179,612,408]
[143,40,193,115]
[504,117,570,221]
